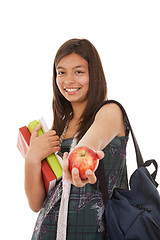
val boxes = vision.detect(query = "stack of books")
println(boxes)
[17,118,63,194]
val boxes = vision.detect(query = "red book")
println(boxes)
[17,126,31,158]
[41,160,56,193]
[17,126,56,194]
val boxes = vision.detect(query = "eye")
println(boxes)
[57,71,65,75]
[76,70,84,74]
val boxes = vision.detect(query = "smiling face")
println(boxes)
[56,53,89,107]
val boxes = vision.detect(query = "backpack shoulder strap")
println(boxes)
[93,100,143,206]
[94,100,144,167]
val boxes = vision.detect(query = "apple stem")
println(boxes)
[80,150,87,157]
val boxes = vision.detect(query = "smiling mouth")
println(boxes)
[64,87,80,92]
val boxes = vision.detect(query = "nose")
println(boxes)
[64,73,75,84]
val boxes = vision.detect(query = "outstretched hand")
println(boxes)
[63,150,104,187]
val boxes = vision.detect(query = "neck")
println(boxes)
[71,101,87,120]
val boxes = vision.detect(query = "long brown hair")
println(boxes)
[52,38,107,142]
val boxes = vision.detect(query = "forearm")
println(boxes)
[76,131,102,151]
[25,155,46,212]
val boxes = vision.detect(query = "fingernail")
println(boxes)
[86,169,92,176]
[73,168,78,175]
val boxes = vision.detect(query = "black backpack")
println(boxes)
[97,100,160,240]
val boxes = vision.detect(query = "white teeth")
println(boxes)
[65,88,79,92]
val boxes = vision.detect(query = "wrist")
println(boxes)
[25,151,42,167]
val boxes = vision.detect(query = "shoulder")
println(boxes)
[95,102,123,121]
[94,102,125,136]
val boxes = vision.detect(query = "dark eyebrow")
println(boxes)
[73,65,86,69]
[56,65,87,70]
[56,66,65,70]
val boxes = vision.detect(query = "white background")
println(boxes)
[0,0,160,239]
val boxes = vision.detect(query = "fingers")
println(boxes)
[30,126,60,155]
[63,152,73,183]
[71,168,96,187]
[63,149,103,187]
[49,144,60,153]
[63,152,84,186]
[63,152,97,187]
[85,169,97,184]
[96,150,104,160]
[31,123,42,138]
[45,132,60,144]
[46,130,59,138]
[32,126,60,145]
[72,168,88,187]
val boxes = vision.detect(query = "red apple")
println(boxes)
[68,146,99,180]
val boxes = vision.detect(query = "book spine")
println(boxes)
[17,126,31,158]
[39,117,49,133]
[41,160,56,194]
[46,154,62,180]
